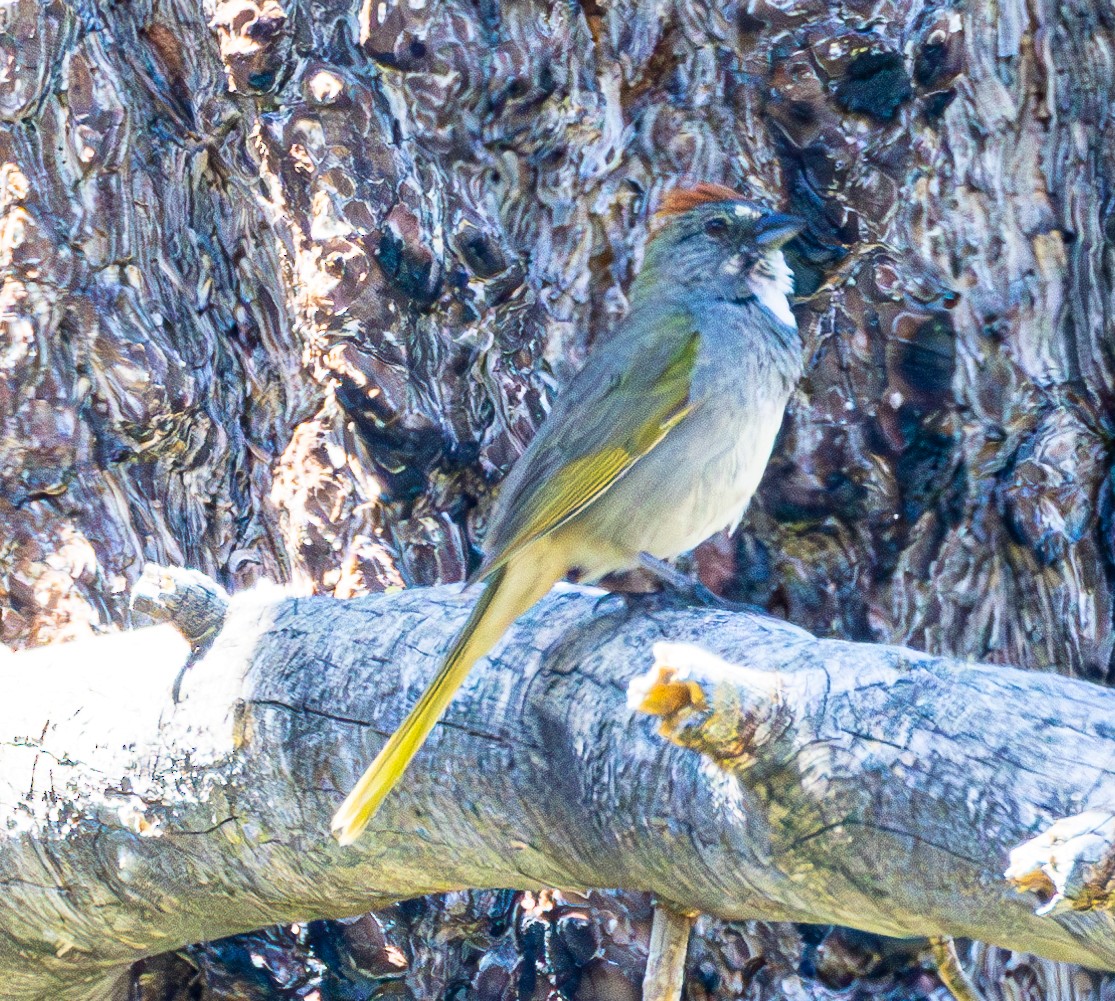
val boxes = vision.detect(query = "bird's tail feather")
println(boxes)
[330,551,562,845]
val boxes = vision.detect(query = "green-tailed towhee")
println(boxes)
[332,183,805,844]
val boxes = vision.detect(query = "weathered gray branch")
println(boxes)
[3,581,1115,1001]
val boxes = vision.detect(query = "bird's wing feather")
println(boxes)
[478,310,700,575]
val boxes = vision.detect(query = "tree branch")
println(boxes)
[3,580,1115,1000]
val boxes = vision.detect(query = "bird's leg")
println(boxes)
[636,552,775,617]
[642,904,696,1001]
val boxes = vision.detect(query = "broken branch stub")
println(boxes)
[627,641,793,771]
[130,563,230,646]
[1006,811,1115,916]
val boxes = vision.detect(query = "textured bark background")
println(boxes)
[1,0,1113,996]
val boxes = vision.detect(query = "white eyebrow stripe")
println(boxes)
[733,204,759,218]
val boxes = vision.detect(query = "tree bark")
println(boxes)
[5,583,1115,1000]
[5,0,1115,996]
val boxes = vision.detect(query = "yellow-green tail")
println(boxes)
[331,552,562,845]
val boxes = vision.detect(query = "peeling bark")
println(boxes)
[4,585,1115,1000]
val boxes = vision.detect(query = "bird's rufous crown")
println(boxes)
[654,182,748,220]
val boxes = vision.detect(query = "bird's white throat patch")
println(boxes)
[747,250,796,329]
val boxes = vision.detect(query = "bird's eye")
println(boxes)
[704,216,729,237]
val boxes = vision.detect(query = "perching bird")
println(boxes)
[331,183,805,845]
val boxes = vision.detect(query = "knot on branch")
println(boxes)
[1005,810,1115,915]
[627,642,791,771]
[131,564,230,648]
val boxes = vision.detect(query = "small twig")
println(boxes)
[930,936,986,1001]
[643,905,695,1001]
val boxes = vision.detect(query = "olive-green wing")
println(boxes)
[478,315,700,576]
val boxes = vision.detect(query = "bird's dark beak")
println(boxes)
[755,213,806,249]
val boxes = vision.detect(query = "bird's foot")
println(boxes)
[635,552,776,617]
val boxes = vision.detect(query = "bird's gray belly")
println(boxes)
[570,391,790,576]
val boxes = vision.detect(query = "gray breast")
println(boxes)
[573,299,802,570]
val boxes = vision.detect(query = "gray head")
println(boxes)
[634,183,805,328]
